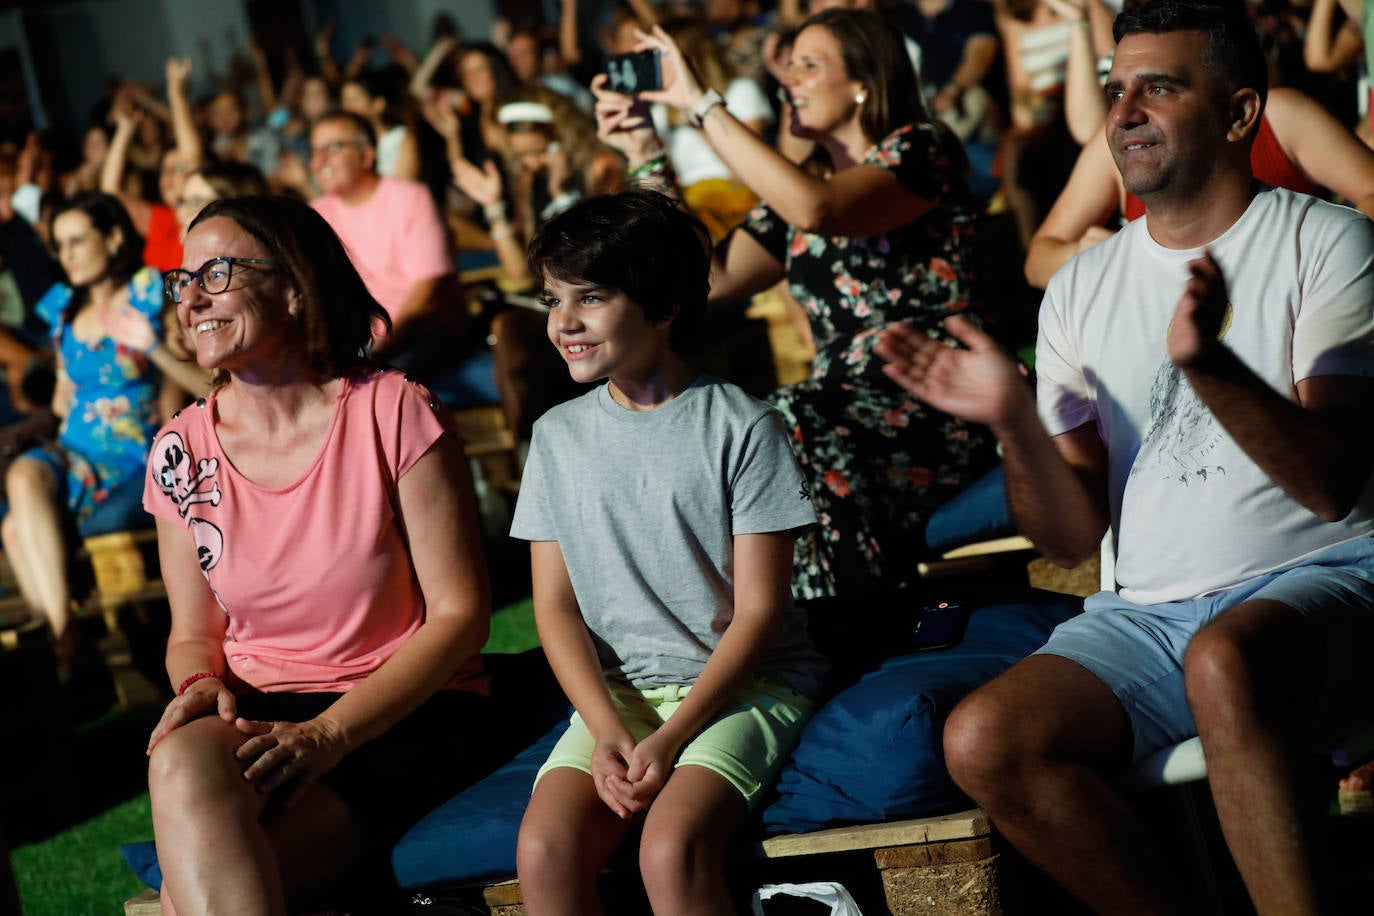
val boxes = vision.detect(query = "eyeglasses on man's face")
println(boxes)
[164,257,276,303]
[309,139,366,158]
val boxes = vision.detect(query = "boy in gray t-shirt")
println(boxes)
[509,190,823,912]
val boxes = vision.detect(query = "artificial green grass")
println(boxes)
[10,597,539,914]
[12,795,150,915]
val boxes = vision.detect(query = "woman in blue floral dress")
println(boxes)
[2,192,166,667]
[594,8,998,598]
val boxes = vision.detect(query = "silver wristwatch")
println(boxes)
[688,89,727,129]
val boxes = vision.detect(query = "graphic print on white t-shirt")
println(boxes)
[1129,301,1234,486]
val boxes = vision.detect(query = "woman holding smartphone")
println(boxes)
[594,8,997,600]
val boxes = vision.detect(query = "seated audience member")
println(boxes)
[2,193,167,673]
[651,16,774,242]
[206,89,281,178]
[878,3,1374,911]
[1303,0,1364,85]
[1025,83,1374,287]
[146,195,492,914]
[412,40,522,167]
[596,9,997,599]
[0,147,58,349]
[0,148,59,449]
[894,0,1001,141]
[309,110,468,384]
[995,0,1115,246]
[342,68,422,181]
[512,188,825,915]
[99,58,204,273]
[451,95,618,438]
[506,26,596,112]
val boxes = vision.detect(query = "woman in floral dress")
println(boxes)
[2,192,166,669]
[594,8,998,598]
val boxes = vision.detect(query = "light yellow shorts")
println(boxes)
[535,676,815,809]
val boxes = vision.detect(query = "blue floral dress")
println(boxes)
[26,267,164,535]
[741,123,997,599]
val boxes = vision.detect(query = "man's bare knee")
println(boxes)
[1185,600,1320,732]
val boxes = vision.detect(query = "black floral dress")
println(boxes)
[742,122,996,599]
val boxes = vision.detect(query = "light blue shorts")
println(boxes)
[534,676,815,809]
[1036,534,1374,762]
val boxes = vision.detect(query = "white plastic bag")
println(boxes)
[751,881,864,916]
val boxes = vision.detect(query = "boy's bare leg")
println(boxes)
[639,765,746,916]
[517,767,637,916]
[944,654,1194,915]
[1186,598,1331,916]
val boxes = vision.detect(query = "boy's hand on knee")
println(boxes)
[619,728,680,810]
[590,730,639,819]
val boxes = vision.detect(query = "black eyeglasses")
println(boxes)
[164,257,276,303]
[310,139,366,157]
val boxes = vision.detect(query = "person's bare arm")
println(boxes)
[378,275,448,352]
[51,355,73,420]
[166,57,204,173]
[316,21,341,86]
[381,35,419,75]
[709,230,786,304]
[391,130,421,181]
[1304,0,1366,73]
[560,0,584,67]
[100,101,153,233]
[248,41,277,113]
[410,36,458,102]
[635,28,938,237]
[1042,0,1109,144]
[1169,252,1374,522]
[236,434,491,804]
[931,35,999,118]
[876,318,1111,566]
[529,539,637,817]
[1265,87,1374,217]
[1025,132,1121,288]
[996,12,1037,130]
[451,157,531,285]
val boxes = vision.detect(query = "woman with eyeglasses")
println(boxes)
[1,191,173,675]
[144,195,493,914]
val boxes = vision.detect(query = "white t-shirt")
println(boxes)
[375,125,409,178]
[652,78,775,187]
[1037,187,1374,604]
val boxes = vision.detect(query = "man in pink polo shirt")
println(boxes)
[310,110,469,381]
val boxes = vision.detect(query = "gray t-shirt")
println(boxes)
[511,376,826,697]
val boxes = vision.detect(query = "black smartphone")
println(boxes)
[604,49,663,95]
[911,600,969,652]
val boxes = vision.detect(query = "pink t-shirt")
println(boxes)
[143,369,486,695]
[312,177,452,324]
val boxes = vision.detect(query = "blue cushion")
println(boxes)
[391,719,569,889]
[761,593,1081,835]
[120,841,161,891]
[922,464,1014,553]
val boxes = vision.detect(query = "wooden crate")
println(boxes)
[481,808,1000,915]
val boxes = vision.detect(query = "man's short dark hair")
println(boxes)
[1113,0,1268,107]
[527,189,712,349]
[311,109,377,148]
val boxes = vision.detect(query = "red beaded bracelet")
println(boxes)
[177,671,222,696]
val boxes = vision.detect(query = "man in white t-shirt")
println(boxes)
[876,1,1374,912]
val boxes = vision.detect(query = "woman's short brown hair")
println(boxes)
[188,195,389,383]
